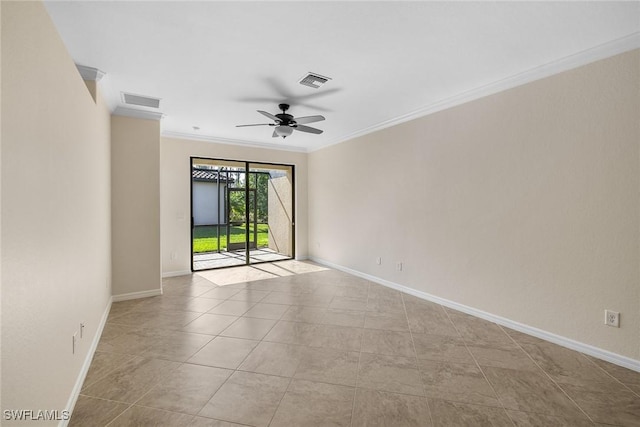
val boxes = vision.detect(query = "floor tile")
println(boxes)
[321,309,366,327]
[335,285,368,299]
[281,305,327,323]
[68,395,129,426]
[294,294,335,308]
[412,333,475,363]
[368,284,400,299]
[468,344,540,371]
[446,309,516,349]
[188,417,247,426]
[99,322,139,341]
[198,371,289,427]
[182,314,238,335]
[560,381,640,425]
[589,356,640,395]
[242,302,290,320]
[181,297,226,313]
[199,287,242,300]
[110,309,203,330]
[419,359,501,406]
[364,311,409,331]
[198,266,278,286]
[82,357,180,403]
[352,388,432,427]
[227,289,270,302]
[428,399,512,426]
[136,364,232,414]
[207,299,257,316]
[294,347,359,386]
[187,336,259,369]
[263,320,316,345]
[141,330,214,362]
[81,352,135,390]
[309,324,363,352]
[366,295,405,314]
[521,341,620,387]
[79,263,639,427]
[330,296,368,311]
[96,328,156,356]
[482,366,585,418]
[108,405,194,426]
[506,410,594,426]
[239,341,306,377]
[270,379,354,427]
[161,284,215,298]
[361,329,415,358]
[358,352,424,396]
[404,300,458,336]
[219,317,277,340]
[261,292,304,305]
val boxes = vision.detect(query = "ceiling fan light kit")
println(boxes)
[236,103,325,139]
[274,125,293,138]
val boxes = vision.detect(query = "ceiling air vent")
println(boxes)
[121,92,161,108]
[298,72,331,89]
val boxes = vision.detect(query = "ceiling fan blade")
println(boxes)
[236,123,271,127]
[295,124,323,135]
[272,130,279,138]
[294,115,325,125]
[257,110,280,122]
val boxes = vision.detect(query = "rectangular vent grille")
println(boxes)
[122,92,161,108]
[299,72,331,89]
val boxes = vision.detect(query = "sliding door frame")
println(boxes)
[190,156,296,272]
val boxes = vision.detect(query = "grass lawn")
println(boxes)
[193,224,269,253]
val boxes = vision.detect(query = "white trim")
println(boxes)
[113,106,164,121]
[310,257,640,373]
[112,288,162,302]
[61,297,112,427]
[162,270,192,278]
[311,33,640,152]
[161,131,308,153]
[75,64,105,82]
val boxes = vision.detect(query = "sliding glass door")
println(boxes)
[191,157,294,271]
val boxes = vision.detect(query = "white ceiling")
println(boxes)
[44,1,639,152]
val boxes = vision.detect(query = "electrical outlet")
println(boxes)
[605,310,620,327]
[396,262,403,271]
[376,257,382,265]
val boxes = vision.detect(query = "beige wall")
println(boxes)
[111,115,161,297]
[309,50,640,360]
[1,1,112,422]
[161,137,308,275]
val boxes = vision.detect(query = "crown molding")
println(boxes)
[312,32,640,152]
[75,64,105,82]
[161,131,308,153]
[113,106,164,121]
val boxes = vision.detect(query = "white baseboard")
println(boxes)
[61,297,112,427]
[162,270,192,278]
[112,288,162,302]
[310,257,640,373]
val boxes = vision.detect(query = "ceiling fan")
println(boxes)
[236,103,325,138]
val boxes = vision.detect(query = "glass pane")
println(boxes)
[191,158,247,270]
[248,163,294,264]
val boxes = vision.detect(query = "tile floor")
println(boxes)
[71,261,640,426]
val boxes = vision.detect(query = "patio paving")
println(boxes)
[194,248,291,270]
